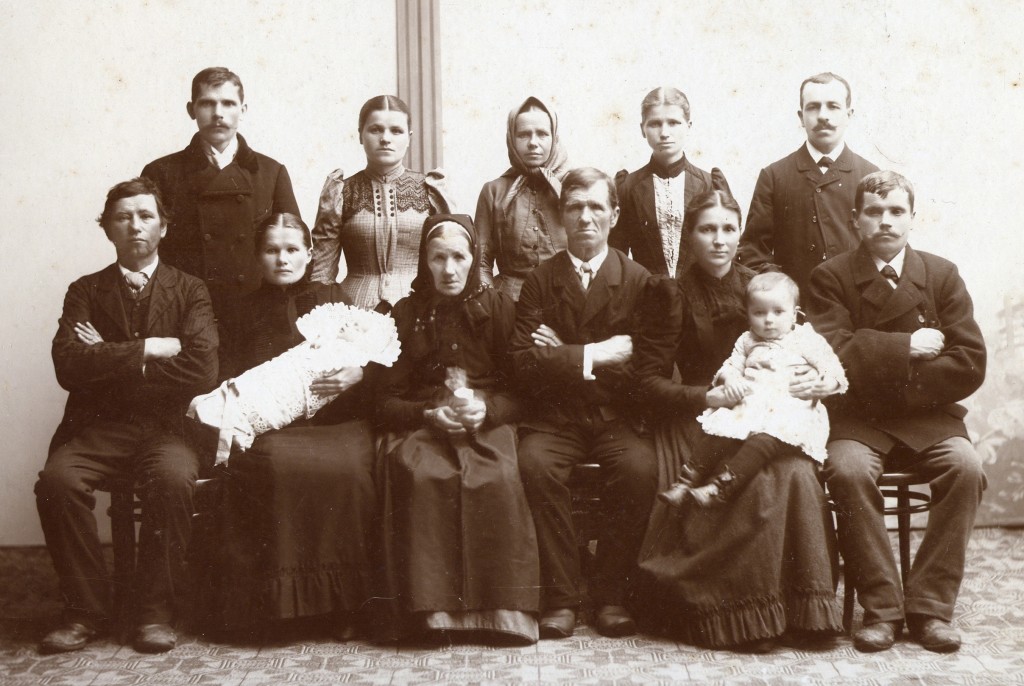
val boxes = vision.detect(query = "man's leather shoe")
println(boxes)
[39,621,98,654]
[132,623,177,653]
[853,621,900,652]
[595,605,637,638]
[539,608,576,639]
[909,616,961,653]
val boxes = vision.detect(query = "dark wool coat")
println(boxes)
[806,244,986,453]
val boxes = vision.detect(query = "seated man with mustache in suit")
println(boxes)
[807,170,987,654]
[36,178,218,655]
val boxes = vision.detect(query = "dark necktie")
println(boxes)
[125,271,149,299]
[818,156,834,173]
[880,265,899,284]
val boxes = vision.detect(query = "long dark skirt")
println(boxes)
[376,424,540,642]
[637,415,843,647]
[206,419,377,631]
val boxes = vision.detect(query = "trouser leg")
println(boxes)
[35,424,133,625]
[590,421,657,607]
[518,427,586,610]
[824,439,903,626]
[133,432,199,625]
[898,437,985,621]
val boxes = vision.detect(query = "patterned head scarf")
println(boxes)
[501,96,570,216]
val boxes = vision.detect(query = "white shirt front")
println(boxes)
[118,256,159,282]
[568,247,609,380]
[806,140,845,173]
[203,135,239,169]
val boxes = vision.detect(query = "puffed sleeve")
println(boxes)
[424,169,456,214]
[310,169,345,284]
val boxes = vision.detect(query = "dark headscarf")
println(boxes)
[406,213,491,359]
[500,96,570,217]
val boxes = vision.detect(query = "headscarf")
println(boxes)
[410,213,486,304]
[407,213,490,360]
[500,96,570,217]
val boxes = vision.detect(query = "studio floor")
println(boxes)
[1,528,1022,685]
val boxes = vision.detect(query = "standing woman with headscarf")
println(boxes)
[311,95,454,311]
[376,214,540,644]
[475,96,569,300]
[611,86,730,277]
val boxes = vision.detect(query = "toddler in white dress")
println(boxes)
[661,272,847,507]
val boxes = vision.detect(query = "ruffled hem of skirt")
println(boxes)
[672,588,843,648]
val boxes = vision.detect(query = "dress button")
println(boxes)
[816,188,822,193]
[533,226,539,232]
[450,343,458,351]
[811,215,817,223]
[204,233,213,241]
[134,332,141,338]
[809,244,817,252]
[236,195,245,203]
[236,274,246,283]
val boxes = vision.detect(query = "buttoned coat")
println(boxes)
[806,244,986,453]
[50,262,219,451]
[610,158,717,277]
[510,248,650,427]
[141,134,300,317]
[738,145,878,289]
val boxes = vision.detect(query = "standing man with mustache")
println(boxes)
[738,72,878,291]
[142,67,299,372]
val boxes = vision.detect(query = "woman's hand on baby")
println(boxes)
[789,364,832,400]
[310,366,364,396]
[707,385,739,408]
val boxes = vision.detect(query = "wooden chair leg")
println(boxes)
[108,487,137,635]
[896,485,912,587]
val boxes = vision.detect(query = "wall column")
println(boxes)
[396,0,442,171]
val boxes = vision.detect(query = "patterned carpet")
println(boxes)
[1,528,1022,685]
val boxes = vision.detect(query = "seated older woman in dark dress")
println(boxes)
[206,213,376,639]
[376,214,540,644]
[634,190,843,652]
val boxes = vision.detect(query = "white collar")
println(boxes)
[118,256,159,279]
[806,140,845,164]
[203,135,239,169]
[568,246,609,275]
[872,247,906,278]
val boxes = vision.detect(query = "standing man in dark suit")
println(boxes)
[738,72,878,290]
[512,167,657,639]
[807,171,986,654]
[141,67,299,366]
[36,178,218,654]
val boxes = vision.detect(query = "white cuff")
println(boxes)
[583,344,596,381]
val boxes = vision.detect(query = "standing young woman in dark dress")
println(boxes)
[376,214,540,644]
[208,213,376,639]
[612,87,729,277]
[634,190,843,651]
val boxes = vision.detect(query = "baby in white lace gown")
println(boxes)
[661,272,847,508]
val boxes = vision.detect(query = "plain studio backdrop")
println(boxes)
[1,0,1021,544]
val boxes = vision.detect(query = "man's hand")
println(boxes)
[591,334,633,368]
[310,366,364,397]
[74,322,104,346]
[910,328,945,360]
[143,337,182,360]
[531,324,564,348]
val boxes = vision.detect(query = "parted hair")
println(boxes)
[682,189,743,234]
[640,86,691,123]
[358,95,412,132]
[97,177,168,229]
[855,170,916,213]
[191,67,244,103]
